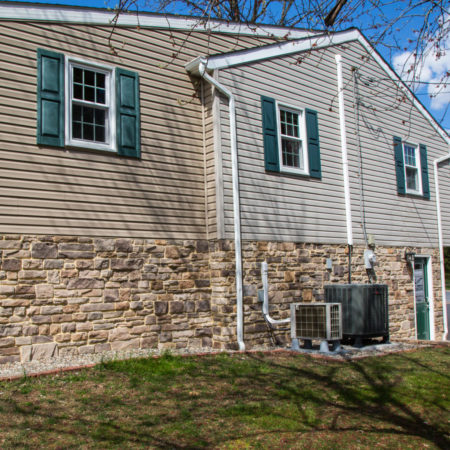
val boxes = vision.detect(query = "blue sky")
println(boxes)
[3,0,449,132]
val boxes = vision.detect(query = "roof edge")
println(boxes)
[0,2,320,39]
[190,29,449,145]
[205,29,360,70]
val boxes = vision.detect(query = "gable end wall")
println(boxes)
[217,40,449,248]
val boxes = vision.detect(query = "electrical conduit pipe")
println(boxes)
[198,61,245,351]
[261,261,290,325]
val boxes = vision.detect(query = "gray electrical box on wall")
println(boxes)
[364,249,376,269]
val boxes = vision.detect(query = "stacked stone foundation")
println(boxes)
[0,235,444,363]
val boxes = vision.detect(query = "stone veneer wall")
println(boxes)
[237,242,443,346]
[0,235,214,364]
[0,235,444,363]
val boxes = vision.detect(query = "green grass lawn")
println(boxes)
[0,347,449,449]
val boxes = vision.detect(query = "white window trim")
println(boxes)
[403,142,422,196]
[64,56,116,153]
[276,101,309,176]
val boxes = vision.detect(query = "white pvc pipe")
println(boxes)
[198,62,245,351]
[335,54,353,246]
[261,262,290,325]
[434,152,450,340]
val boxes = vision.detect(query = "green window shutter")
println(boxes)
[116,68,141,158]
[419,144,430,199]
[261,96,279,172]
[393,136,405,194]
[305,109,321,179]
[36,48,64,147]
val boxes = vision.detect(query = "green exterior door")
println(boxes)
[414,258,430,340]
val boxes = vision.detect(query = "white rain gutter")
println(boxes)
[196,60,245,351]
[434,152,450,340]
[261,262,290,325]
[335,55,354,248]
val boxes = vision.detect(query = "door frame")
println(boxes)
[413,255,435,340]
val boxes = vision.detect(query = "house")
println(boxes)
[0,2,448,363]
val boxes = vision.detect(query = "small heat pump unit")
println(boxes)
[290,303,342,341]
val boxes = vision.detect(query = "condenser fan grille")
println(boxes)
[291,303,342,341]
[296,306,326,338]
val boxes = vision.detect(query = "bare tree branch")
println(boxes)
[325,0,348,27]
[111,0,449,126]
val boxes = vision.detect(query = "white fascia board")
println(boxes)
[436,153,450,164]
[205,30,360,70]
[203,29,450,145]
[0,3,317,39]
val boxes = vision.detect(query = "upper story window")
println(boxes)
[66,59,116,152]
[278,106,308,175]
[403,143,421,194]
[393,136,430,199]
[261,96,321,179]
[36,48,140,158]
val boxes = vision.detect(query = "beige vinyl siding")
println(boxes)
[439,162,450,247]
[0,20,273,239]
[202,80,217,239]
[217,41,449,247]
[340,43,448,247]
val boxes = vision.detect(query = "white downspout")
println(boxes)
[434,152,450,340]
[198,62,245,351]
[335,55,354,248]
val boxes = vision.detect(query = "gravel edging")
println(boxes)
[0,341,440,381]
[0,347,222,381]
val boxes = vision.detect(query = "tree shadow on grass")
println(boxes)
[244,350,449,449]
[0,349,448,448]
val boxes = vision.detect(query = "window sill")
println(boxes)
[401,191,427,199]
[266,168,313,179]
[65,140,117,153]
[280,168,309,177]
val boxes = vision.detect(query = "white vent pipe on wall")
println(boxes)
[261,261,291,325]
[198,61,245,351]
[335,54,354,249]
[434,152,450,340]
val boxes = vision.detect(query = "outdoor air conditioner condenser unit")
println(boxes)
[325,284,389,346]
[290,303,342,346]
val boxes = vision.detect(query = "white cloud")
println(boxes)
[393,30,449,112]
[429,80,450,110]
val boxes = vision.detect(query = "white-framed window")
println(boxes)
[65,57,116,152]
[276,102,308,175]
[403,142,422,195]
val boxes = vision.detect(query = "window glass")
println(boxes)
[69,62,110,146]
[406,167,418,191]
[279,107,304,172]
[72,104,106,143]
[403,143,421,193]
